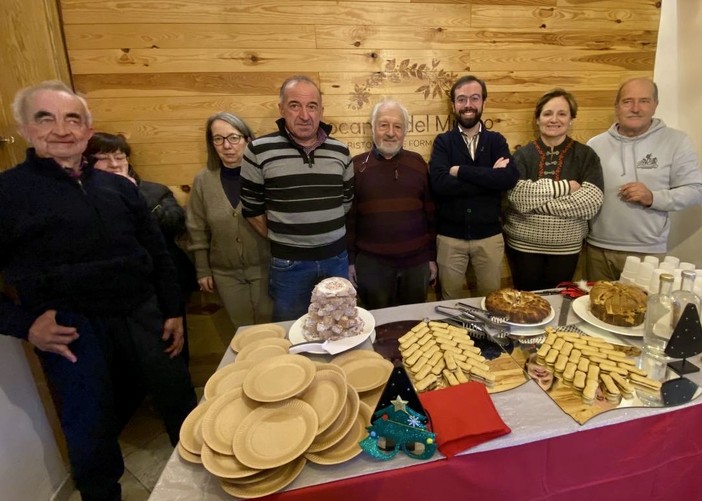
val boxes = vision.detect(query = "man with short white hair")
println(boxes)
[0,81,196,501]
[347,98,437,308]
[586,77,702,280]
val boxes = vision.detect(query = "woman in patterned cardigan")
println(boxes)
[503,89,604,291]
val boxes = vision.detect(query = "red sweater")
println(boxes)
[347,148,436,268]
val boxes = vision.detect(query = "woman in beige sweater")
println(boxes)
[187,112,272,327]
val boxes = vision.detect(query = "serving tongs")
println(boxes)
[455,302,510,327]
[434,305,510,344]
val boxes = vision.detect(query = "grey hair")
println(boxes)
[278,75,322,104]
[370,98,410,133]
[205,112,255,171]
[12,80,92,126]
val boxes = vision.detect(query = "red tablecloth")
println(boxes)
[263,404,702,501]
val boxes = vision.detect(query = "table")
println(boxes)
[151,296,702,500]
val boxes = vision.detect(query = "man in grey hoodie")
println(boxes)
[586,77,702,281]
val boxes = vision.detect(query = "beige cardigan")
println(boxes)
[186,167,270,278]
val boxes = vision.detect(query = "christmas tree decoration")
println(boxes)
[360,365,436,460]
[359,396,436,460]
[665,303,702,375]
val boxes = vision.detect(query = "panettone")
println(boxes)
[589,281,647,327]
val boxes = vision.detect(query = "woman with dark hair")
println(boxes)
[85,132,198,323]
[503,89,604,291]
[84,132,197,429]
[186,112,272,327]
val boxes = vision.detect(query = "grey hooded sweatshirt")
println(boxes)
[587,118,702,253]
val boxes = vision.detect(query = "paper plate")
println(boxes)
[179,397,217,455]
[307,384,360,453]
[299,368,348,434]
[358,384,385,411]
[219,456,307,499]
[201,387,260,455]
[572,295,645,337]
[330,348,383,367]
[314,361,347,377]
[230,323,287,353]
[243,354,316,403]
[305,401,373,465]
[481,297,555,327]
[287,307,376,355]
[236,338,292,363]
[232,399,318,469]
[200,443,260,480]
[203,360,254,400]
[177,442,202,464]
[338,357,394,392]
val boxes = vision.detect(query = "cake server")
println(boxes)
[288,332,370,355]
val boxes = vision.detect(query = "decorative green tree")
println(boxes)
[359,395,436,460]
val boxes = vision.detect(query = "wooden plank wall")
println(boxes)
[61,0,661,198]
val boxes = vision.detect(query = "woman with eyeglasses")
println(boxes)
[186,112,273,328]
[85,131,198,429]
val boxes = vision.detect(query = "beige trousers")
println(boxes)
[585,244,665,282]
[213,266,273,329]
[436,233,504,299]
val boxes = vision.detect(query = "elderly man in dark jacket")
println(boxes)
[0,81,196,501]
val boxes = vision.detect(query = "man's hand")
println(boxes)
[429,261,438,286]
[349,264,358,287]
[493,157,509,169]
[198,276,214,293]
[449,165,460,177]
[569,180,581,193]
[28,310,79,363]
[619,182,653,207]
[162,317,184,358]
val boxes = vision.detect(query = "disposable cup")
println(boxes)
[643,255,660,268]
[663,255,680,267]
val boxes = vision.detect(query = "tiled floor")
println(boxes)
[66,397,178,501]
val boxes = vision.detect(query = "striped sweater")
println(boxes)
[503,137,604,255]
[240,119,354,260]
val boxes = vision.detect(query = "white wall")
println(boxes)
[656,0,702,265]
[0,336,69,501]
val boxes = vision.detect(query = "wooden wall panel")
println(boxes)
[59,0,660,197]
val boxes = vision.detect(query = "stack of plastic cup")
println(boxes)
[663,255,680,268]
[643,255,660,268]
[635,261,655,291]
[694,275,702,298]
[619,256,641,284]
[659,261,676,273]
[679,261,695,271]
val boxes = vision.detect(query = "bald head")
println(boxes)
[614,77,658,138]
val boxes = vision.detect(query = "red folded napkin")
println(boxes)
[418,382,510,457]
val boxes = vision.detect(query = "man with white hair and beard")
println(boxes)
[429,75,518,299]
[346,98,437,308]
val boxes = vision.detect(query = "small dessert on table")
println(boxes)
[303,277,364,341]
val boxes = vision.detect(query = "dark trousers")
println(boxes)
[506,246,580,291]
[38,296,196,501]
[355,253,430,309]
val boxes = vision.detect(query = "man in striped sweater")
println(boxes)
[241,76,354,321]
[347,99,437,309]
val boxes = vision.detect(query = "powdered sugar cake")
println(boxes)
[303,277,364,341]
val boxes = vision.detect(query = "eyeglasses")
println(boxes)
[455,94,483,105]
[212,134,243,146]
